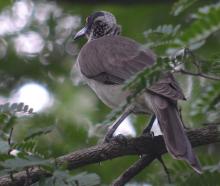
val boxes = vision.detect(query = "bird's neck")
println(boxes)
[89,24,121,41]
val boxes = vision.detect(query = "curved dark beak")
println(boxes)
[74,26,88,40]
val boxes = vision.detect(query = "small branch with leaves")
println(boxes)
[172,48,220,81]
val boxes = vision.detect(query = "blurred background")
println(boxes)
[0,0,220,185]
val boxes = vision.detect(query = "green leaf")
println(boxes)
[179,171,220,186]
[171,0,198,16]
[0,102,34,114]
[144,24,181,39]
[0,140,9,153]
[0,155,51,171]
[178,3,220,48]
[24,125,55,141]
[190,82,220,119]
[32,171,100,186]
[13,140,37,153]
[201,53,220,76]
[144,24,181,48]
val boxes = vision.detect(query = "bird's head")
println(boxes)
[74,11,121,41]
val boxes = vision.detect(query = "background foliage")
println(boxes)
[0,0,220,185]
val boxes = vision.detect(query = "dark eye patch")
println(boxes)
[88,12,104,25]
[86,12,104,30]
[91,12,105,20]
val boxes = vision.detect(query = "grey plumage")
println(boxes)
[74,11,202,173]
[149,93,201,172]
[78,36,155,84]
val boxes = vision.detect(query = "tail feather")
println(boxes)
[148,94,202,174]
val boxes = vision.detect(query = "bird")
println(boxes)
[73,11,202,173]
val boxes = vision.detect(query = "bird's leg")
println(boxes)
[157,155,171,184]
[142,114,156,137]
[143,115,172,183]
[103,108,132,143]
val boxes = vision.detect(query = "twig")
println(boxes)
[174,47,220,81]
[178,69,220,81]
[8,128,13,146]
[7,128,15,184]
[112,155,155,186]
[0,125,219,186]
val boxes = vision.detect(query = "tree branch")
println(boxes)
[0,125,219,186]
[112,154,155,186]
[179,69,220,81]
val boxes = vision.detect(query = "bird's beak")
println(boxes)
[74,26,88,40]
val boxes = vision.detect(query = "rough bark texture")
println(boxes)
[0,125,219,186]
[112,154,156,186]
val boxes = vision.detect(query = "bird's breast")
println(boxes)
[75,61,129,108]
[85,77,130,109]
[75,61,153,114]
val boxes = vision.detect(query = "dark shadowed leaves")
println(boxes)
[191,82,220,120]
[178,3,220,49]
[201,53,220,76]
[31,171,100,186]
[24,125,55,141]
[0,155,51,172]
[144,24,181,49]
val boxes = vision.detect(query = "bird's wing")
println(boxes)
[78,35,185,100]
[148,72,186,100]
[78,36,155,84]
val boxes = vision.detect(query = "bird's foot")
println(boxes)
[103,134,128,145]
[103,134,112,143]
[103,130,114,143]
[142,130,155,139]
[113,134,128,145]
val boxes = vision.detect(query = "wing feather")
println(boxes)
[78,35,155,82]
[148,73,186,100]
[77,35,185,101]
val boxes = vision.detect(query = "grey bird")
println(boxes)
[74,11,202,173]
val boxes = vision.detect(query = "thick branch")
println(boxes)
[113,154,171,186]
[0,125,219,186]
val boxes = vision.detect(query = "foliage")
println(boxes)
[0,101,99,185]
[178,2,220,49]
[32,171,100,186]
[143,2,220,53]
[191,82,220,121]
[171,0,198,16]
[200,53,220,76]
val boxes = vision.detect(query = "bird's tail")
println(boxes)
[149,94,202,174]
